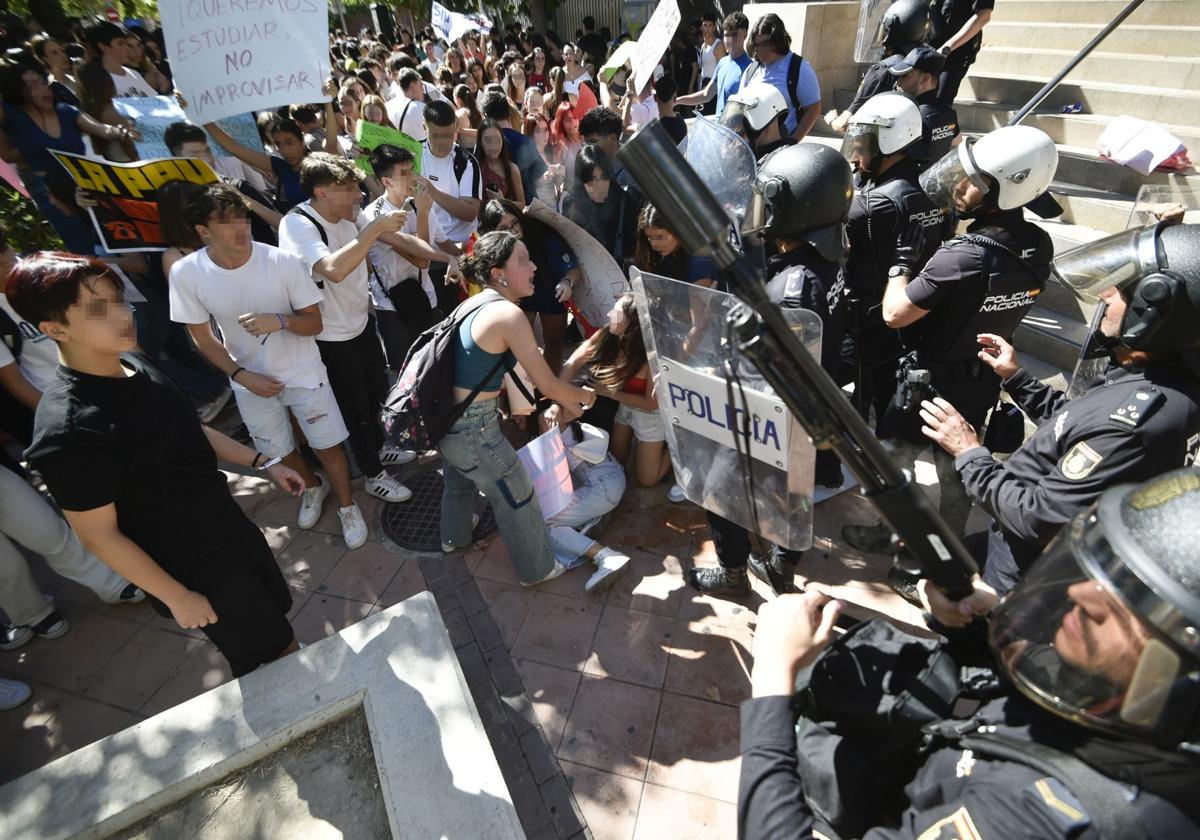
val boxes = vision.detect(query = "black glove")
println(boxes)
[893,223,928,275]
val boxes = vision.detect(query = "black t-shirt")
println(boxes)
[931,0,996,51]
[25,352,272,613]
[660,115,688,145]
[848,61,896,114]
[579,32,608,65]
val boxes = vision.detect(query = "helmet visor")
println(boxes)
[989,516,1194,743]
[841,124,882,174]
[919,139,989,211]
[1051,223,1162,301]
[744,180,769,235]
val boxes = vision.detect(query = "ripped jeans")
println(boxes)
[438,399,555,584]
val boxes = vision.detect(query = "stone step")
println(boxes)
[993,0,1199,26]
[1046,184,1136,232]
[1036,274,1099,322]
[984,20,1200,55]
[1015,303,1093,371]
[961,73,1200,128]
[971,46,1200,91]
[953,101,1200,151]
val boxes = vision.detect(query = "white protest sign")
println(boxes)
[431,1,492,43]
[657,356,791,470]
[517,428,574,520]
[113,95,188,160]
[630,0,680,95]
[159,0,330,124]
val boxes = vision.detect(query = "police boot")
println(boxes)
[686,564,750,598]
[748,551,799,595]
[842,520,895,555]
[887,565,923,607]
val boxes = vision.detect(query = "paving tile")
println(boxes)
[529,558,607,602]
[374,558,427,609]
[475,578,536,649]
[84,625,202,713]
[557,675,661,781]
[511,592,603,671]
[311,486,382,540]
[632,782,737,840]
[514,658,582,750]
[561,759,643,840]
[7,609,142,695]
[541,770,588,838]
[259,523,299,556]
[471,538,522,586]
[289,592,376,645]
[646,692,741,803]
[521,727,562,785]
[604,550,687,619]
[317,540,402,604]
[664,619,755,707]
[584,605,674,689]
[139,642,233,718]
[274,530,348,592]
[224,470,282,517]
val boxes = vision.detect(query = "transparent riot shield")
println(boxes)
[854,0,893,63]
[677,117,758,231]
[631,268,822,550]
[1067,183,1200,397]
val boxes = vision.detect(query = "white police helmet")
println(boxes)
[843,92,924,160]
[921,125,1058,212]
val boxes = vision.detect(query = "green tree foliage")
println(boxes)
[0,187,65,253]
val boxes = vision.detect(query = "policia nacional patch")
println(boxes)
[1061,441,1104,480]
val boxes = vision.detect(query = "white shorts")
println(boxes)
[615,402,666,443]
[233,383,350,458]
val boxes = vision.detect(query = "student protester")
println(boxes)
[563,145,642,270]
[578,106,639,194]
[480,90,546,206]
[10,252,306,677]
[439,231,598,585]
[621,76,687,144]
[549,103,582,192]
[453,83,482,146]
[523,113,562,205]
[738,13,823,142]
[83,21,156,98]
[475,119,525,205]
[386,69,428,141]
[27,34,81,107]
[677,12,751,117]
[695,12,727,115]
[632,203,716,356]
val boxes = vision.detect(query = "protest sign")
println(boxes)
[51,151,218,253]
[630,0,680,96]
[517,428,574,520]
[525,199,628,336]
[213,112,265,157]
[159,0,330,124]
[354,121,423,175]
[113,95,188,160]
[431,1,492,43]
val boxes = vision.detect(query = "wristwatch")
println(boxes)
[888,265,910,278]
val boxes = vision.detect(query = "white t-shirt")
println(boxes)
[169,243,327,389]
[278,201,372,342]
[110,67,157,98]
[359,194,445,310]
[385,96,428,142]
[421,143,481,244]
[0,294,60,392]
[628,100,658,128]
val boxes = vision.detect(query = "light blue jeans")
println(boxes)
[439,399,555,584]
[548,453,626,568]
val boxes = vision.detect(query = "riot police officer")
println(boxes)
[845,126,1059,592]
[919,222,1200,596]
[931,0,994,106]
[740,468,1200,838]
[687,144,853,598]
[889,45,960,168]
[719,81,796,161]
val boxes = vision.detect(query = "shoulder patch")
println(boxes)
[917,806,983,840]
[1023,777,1090,833]
[1061,441,1104,480]
[1109,387,1163,428]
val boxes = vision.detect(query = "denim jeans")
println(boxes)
[547,453,626,568]
[439,399,554,584]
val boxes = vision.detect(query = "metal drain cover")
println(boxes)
[380,465,497,551]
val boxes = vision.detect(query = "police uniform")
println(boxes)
[931,0,996,105]
[913,88,959,170]
[739,691,1200,838]
[844,157,949,428]
[955,359,1200,593]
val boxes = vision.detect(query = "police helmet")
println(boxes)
[989,469,1200,749]
[921,125,1058,212]
[745,143,853,261]
[879,0,930,51]
[842,92,925,173]
[720,81,788,143]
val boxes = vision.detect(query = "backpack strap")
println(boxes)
[452,290,536,406]
[289,207,328,247]
[786,52,803,115]
[0,306,23,360]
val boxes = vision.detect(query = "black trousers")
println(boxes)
[428,261,460,317]
[706,511,804,572]
[317,315,389,477]
[937,49,977,107]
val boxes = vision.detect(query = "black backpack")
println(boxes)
[380,290,533,449]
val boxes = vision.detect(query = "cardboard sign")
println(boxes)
[431,1,492,43]
[50,151,218,253]
[630,0,680,96]
[113,95,189,160]
[516,428,574,520]
[159,0,330,124]
[657,356,791,470]
[213,112,265,158]
[354,120,424,175]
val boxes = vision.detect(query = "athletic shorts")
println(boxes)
[234,382,350,458]
[615,402,666,443]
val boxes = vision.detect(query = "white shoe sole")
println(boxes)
[585,557,630,594]
[380,450,418,466]
[365,483,413,503]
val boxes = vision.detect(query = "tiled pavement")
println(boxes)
[0,460,939,838]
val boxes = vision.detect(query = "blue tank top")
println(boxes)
[454,304,513,391]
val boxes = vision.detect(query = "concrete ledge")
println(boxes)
[0,592,523,840]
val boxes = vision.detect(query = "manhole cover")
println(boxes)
[380,465,497,551]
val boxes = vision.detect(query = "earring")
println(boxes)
[498,278,509,287]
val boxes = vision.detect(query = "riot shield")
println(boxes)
[678,117,758,231]
[631,268,822,550]
[854,0,893,63]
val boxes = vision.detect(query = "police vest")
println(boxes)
[846,174,948,303]
[918,102,959,171]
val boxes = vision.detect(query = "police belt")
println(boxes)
[909,352,991,382]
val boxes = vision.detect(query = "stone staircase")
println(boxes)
[957,0,1200,378]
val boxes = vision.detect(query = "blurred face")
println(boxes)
[49,275,136,355]
[585,132,619,159]
[198,211,253,257]
[20,70,53,110]
[177,139,215,168]
[480,126,504,159]
[426,121,457,157]
[509,63,525,84]
[645,226,679,256]
[316,181,362,221]
[42,39,68,72]
[495,212,523,236]
[449,53,463,72]
[534,122,549,148]
[273,130,306,166]
[1055,580,1149,689]
[953,176,987,214]
[381,161,417,200]
[524,88,543,115]
[126,37,145,64]
[1098,287,1129,338]
[363,102,385,124]
[750,33,780,63]
[583,167,610,203]
[562,45,577,64]
[533,50,545,72]
[497,241,536,296]
[702,20,716,39]
[607,301,630,335]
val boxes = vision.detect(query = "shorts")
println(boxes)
[615,402,666,443]
[233,382,350,458]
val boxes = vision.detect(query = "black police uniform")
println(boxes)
[913,88,959,170]
[931,0,996,105]
[955,359,1200,594]
[843,157,948,430]
[739,690,1200,838]
[882,208,1053,536]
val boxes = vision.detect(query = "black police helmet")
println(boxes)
[1122,223,1200,359]
[749,144,853,261]
[881,0,930,51]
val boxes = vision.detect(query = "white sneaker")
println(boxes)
[0,678,31,711]
[298,479,331,529]
[379,446,418,466]
[442,513,481,553]
[585,548,631,594]
[667,484,687,503]
[338,504,369,550]
[521,559,568,588]
[365,471,413,502]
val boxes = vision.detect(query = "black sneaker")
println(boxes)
[748,552,799,595]
[686,565,750,598]
[842,521,896,555]
[117,583,145,604]
[1,610,70,650]
[887,566,923,606]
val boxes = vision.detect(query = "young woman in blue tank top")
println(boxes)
[441,231,597,586]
